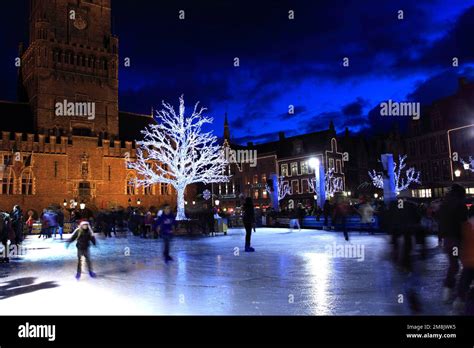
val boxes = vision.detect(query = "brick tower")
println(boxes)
[21,0,119,137]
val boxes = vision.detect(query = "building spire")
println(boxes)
[329,120,335,133]
[223,112,230,141]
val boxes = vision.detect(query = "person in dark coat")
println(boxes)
[242,197,256,252]
[154,205,177,263]
[297,203,306,229]
[10,205,23,245]
[386,192,423,313]
[0,212,11,263]
[55,209,64,239]
[67,220,97,280]
[323,200,331,227]
[439,184,468,302]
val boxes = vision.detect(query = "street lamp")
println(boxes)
[137,198,141,205]
[80,201,86,210]
[464,162,470,170]
[63,199,67,207]
[128,198,132,206]
[454,169,462,178]
[308,157,320,169]
[374,193,379,199]
[215,199,220,206]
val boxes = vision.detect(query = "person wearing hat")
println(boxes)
[67,220,97,279]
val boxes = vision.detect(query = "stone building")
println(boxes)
[0,0,176,214]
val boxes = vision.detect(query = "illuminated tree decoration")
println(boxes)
[368,154,421,194]
[130,96,230,220]
[266,176,291,201]
[308,168,343,197]
[461,156,474,173]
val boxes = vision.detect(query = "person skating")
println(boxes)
[10,205,23,245]
[333,193,350,241]
[0,212,11,263]
[323,200,331,228]
[453,207,474,313]
[242,197,256,252]
[66,220,97,280]
[154,205,176,263]
[55,209,64,239]
[439,184,468,303]
[297,203,306,230]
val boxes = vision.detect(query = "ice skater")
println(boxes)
[242,197,256,252]
[154,205,176,263]
[67,220,97,279]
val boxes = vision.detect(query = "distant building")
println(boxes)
[207,118,346,211]
[405,77,474,198]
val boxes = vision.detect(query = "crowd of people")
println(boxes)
[0,184,473,314]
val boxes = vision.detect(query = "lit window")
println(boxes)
[21,169,34,195]
[126,173,137,195]
[300,161,308,175]
[291,162,298,176]
[1,167,14,195]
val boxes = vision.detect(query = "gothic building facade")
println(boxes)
[0,0,176,214]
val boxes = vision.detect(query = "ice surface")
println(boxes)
[0,228,451,315]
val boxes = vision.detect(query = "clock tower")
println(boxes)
[21,0,119,137]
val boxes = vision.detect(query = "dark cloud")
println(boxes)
[342,98,367,117]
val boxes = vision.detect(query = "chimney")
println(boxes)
[278,131,285,141]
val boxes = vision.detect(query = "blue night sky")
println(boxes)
[1,0,474,144]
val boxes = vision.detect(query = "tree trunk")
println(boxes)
[176,185,187,221]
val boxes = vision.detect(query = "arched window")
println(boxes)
[144,185,153,195]
[126,173,137,195]
[21,169,34,195]
[1,167,15,195]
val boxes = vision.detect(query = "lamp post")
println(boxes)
[454,169,462,178]
[80,201,86,210]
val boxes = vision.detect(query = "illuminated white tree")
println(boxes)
[266,176,291,201]
[461,156,474,173]
[368,154,421,194]
[129,96,230,220]
[308,168,343,196]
